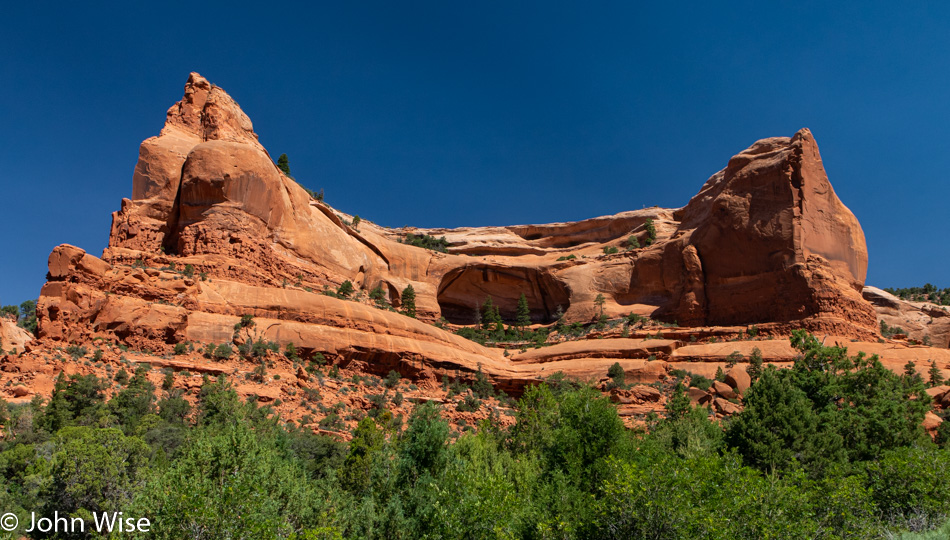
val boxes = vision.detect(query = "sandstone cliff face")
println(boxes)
[863,286,950,347]
[34,73,884,396]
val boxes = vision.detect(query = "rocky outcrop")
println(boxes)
[863,286,950,347]
[30,73,886,401]
[0,318,32,354]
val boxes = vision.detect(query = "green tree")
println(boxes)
[725,366,827,473]
[398,401,450,486]
[351,215,361,230]
[336,280,355,299]
[401,284,417,318]
[624,235,640,250]
[134,422,324,538]
[277,153,291,176]
[480,297,502,331]
[0,305,18,320]
[109,365,156,434]
[665,382,692,420]
[39,372,107,432]
[197,376,243,427]
[46,426,150,522]
[728,331,931,475]
[339,417,385,494]
[515,293,531,336]
[644,218,657,245]
[594,293,606,317]
[369,285,387,308]
[607,362,625,388]
[746,347,764,382]
[929,360,944,387]
[18,300,37,334]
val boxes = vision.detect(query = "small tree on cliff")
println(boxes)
[481,297,503,331]
[277,153,291,176]
[516,294,531,336]
[594,294,606,317]
[644,218,657,245]
[929,360,945,387]
[401,285,417,318]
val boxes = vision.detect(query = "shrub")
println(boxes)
[456,393,481,412]
[607,362,625,388]
[67,344,88,360]
[369,285,388,308]
[403,233,450,252]
[625,235,640,250]
[173,343,188,355]
[336,280,354,299]
[385,370,401,389]
[284,342,300,362]
[556,254,577,261]
[213,343,233,360]
[690,374,712,391]
[472,364,494,398]
[250,361,267,382]
[162,370,175,390]
[644,218,657,245]
[602,246,619,255]
[746,347,763,382]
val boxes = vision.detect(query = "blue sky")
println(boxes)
[1,1,948,306]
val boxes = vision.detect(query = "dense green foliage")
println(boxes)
[885,283,950,306]
[402,233,449,253]
[0,333,947,538]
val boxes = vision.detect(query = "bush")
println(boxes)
[174,343,188,355]
[456,393,481,412]
[67,344,88,360]
[403,233,450,252]
[602,246,619,255]
[644,218,657,245]
[690,374,712,391]
[336,280,354,299]
[727,331,930,476]
[384,370,401,389]
[213,343,233,360]
[607,362,625,388]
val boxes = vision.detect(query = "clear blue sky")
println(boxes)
[2,2,948,306]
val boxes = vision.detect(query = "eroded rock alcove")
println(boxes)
[437,265,571,324]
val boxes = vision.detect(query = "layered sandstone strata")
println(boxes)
[36,72,882,392]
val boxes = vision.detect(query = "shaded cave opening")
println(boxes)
[437,265,571,325]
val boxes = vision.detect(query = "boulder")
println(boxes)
[724,367,751,395]
[712,380,737,400]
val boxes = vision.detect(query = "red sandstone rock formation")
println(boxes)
[34,73,885,387]
[863,285,950,347]
[23,70,926,433]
